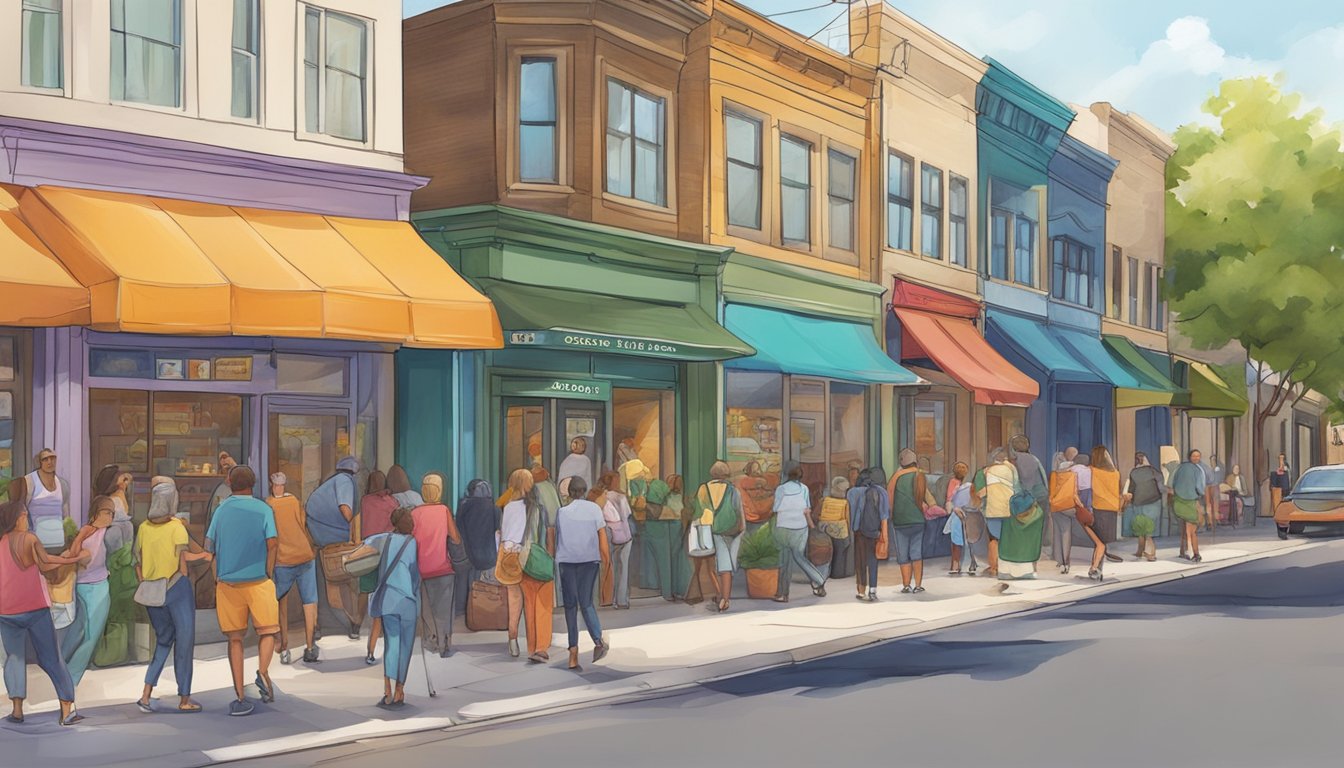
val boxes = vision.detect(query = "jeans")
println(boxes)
[611,540,631,607]
[559,561,602,649]
[774,526,825,596]
[1052,511,1076,565]
[1,608,76,702]
[61,579,111,686]
[854,533,879,592]
[382,609,418,684]
[145,576,196,697]
[418,573,455,649]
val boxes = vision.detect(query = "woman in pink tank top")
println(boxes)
[0,500,85,725]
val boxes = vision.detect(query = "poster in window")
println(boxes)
[89,349,155,379]
[156,358,185,380]
[214,356,253,381]
[187,359,211,381]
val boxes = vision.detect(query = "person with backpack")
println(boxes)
[694,461,744,613]
[850,467,888,601]
[887,449,936,594]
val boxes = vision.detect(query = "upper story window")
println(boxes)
[920,164,943,260]
[21,0,62,89]
[1051,237,1093,307]
[1144,263,1166,331]
[518,57,558,182]
[990,209,1011,280]
[1127,255,1139,324]
[726,110,763,230]
[988,179,1040,288]
[1110,246,1123,319]
[949,174,968,267]
[886,150,913,251]
[827,149,856,252]
[231,0,260,120]
[111,0,182,108]
[779,134,811,246]
[605,78,666,206]
[304,6,368,142]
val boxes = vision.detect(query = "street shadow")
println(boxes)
[702,637,1091,697]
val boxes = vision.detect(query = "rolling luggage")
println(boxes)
[466,579,509,632]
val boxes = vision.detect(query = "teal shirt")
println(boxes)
[205,495,277,583]
[1171,462,1204,501]
[891,471,925,527]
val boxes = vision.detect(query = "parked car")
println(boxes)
[1275,464,1344,538]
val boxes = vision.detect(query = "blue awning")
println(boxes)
[724,304,919,385]
[986,312,1144,389]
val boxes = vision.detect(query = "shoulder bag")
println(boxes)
[134,573,181,608]
[521,503,555,582]
[371,534,414,616]
[343,536,387,578]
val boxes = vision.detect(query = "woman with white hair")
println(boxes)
[412,473,461,658]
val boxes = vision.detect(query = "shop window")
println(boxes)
[303,5,368,141]
[505,403,546,477]
[0,336,20,501]
[726,110,763,230]
[89,389,151,475]
[276,353,346,395]
[949,174,968,267]
[613,388,675,482]
[886,150,913,251]
[111,0,182,108]
[920,163,943,260]
[725,371,782,490]
[789,378,827,487]
[605,78,666,206]
[269,412,349,504]
[231,0,260,120]
[913,396,950,476]
[985,406,1025,453]
[829,383,866,485]
[22,0,62,89]
[827,148,856,252]
[779,134,812,246]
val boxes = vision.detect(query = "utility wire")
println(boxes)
[765,1,840,18]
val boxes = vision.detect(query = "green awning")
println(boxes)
[476,279,754,362]
[724,303,920,385]
[1174,357,1249,417]
[1102,336,1184,408]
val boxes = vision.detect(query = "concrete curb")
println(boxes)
[203,538,1317,764]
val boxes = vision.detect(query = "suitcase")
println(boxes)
[806,529,833,566]
[466,579,509,632]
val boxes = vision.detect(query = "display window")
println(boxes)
[612,388,675,481]
[985,405,1025,454]
[913,396,952,475]
[1,334,23,502]
[830,382,867,485]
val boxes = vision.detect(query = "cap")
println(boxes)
[270,472,287,486]
[336,456,360,473]
[898,448,917,467]
[35,448,57,461]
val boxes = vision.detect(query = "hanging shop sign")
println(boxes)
[506,330,690,360]
[497,377,611,402]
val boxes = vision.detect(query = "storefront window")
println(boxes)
[789,378,827,487]
[725,371,783,489]
[913,396,951,475]
[985,406,1025,453]
[90,389,151,476]
[829,382,866,485]
[1,336,21,501]
[613,388,675,481]
[505,403,546,476]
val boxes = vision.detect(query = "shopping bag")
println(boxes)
[687,522,715,557]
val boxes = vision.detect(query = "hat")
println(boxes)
[336,456,360,473]
[898,448,917,467]
[270,472,287,486]
[148,480,179,521]
[620,459,649,483]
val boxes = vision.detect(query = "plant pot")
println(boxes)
[745,568,779,599]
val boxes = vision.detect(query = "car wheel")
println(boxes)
[1277,525,1289,540]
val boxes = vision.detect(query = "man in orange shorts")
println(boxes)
[206,466,279,717]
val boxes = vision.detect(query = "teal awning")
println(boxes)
[986,313,1102,384]
[724,303,919,385]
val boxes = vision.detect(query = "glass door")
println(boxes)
[555,400,604,491]
[503,398,550,483]
[267,410,351,504]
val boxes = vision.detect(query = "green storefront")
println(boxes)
[400,205,752,510]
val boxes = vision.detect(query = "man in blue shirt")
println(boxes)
[305,456,365,639]
[205,465,278,717]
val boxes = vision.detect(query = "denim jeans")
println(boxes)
[145,576,196,697]
[774,526,825,596]
[1,608,75,701]
[382,609,418,684]
[559,561,602,649]
[61,579,111,686]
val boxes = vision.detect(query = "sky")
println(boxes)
[401,0,1344,132]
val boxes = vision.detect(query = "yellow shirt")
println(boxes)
[136,518,189,581]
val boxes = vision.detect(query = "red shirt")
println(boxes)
[360,491,398,538]
[412,503,456,578]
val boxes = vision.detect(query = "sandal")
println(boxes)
[136,699,155,714]
[948,569,962,576]
[177,700,202,713]
[60,712,84,727]
[4,714,22,724]
[718,598,730,613]
[375,696,395,710]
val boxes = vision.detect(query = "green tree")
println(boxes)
[1166,76,1344,515]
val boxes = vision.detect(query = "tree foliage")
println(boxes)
[1167,77,1344,410]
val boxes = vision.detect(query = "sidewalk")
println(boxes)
[1,525,1310,767]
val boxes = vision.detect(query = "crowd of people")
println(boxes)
[0,436,1252,725]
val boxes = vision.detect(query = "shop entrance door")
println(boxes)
[267,409,351,503]
[1057,406,1102,458]
[501,398,606,491]
[503,398,551,481]
[555,401,605,490]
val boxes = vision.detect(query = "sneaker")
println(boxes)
[229,699,255,717]
[868,592,879,603]
[302,646,321,664]
[364,653,377,666]
[900,585,912,594]
[279,649,292,665]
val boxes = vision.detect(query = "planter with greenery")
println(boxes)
[739,522,781,598]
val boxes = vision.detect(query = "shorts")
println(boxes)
[892,524,924,564]
[713,533,741,573]
[216,578,280,635]
[274,561,318,605]
[985,518,1004,541]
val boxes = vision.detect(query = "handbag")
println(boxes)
[319,542,360,583]
[134,577,169,607]
[521,505,554,582]
[687,522,715,557]
[1075,503,1095,528]
[342,537,386,578]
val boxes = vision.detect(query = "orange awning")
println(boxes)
[894,307,1038,406]
[0,184,90,327]
[11,185,500,349]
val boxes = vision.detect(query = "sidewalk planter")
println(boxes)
[739,523,781,598]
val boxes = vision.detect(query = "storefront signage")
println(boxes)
[213,356,253,381]
[506,330,690,359]
[497,378,611,402]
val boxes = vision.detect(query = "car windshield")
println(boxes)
[1292,469,1344,493]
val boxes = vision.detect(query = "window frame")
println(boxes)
[886,149,914,253]
[1110,245,1123,320]
[1013,214,1037,288]
[989,207,1012,281]
[920,163,944,260]
[506,45,571,190]
[825,144,859,260]
[1051,236,1094,308]
[724,103,767,237]
[778,132,813,248]
[300,4,372,146]
[602,73,671,210]
[948,173,969,268]
[1127,256,1139,325]
[20,0,63,92]
[230,0,261,122]
[110,0,184,110]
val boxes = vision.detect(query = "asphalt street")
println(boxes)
[238,537,1344,768]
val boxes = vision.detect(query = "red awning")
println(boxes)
[891,278,980,319]
[895,307,1039,407]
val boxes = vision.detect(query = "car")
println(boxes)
[1274,464,1344,538]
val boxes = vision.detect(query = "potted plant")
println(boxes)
[738,522,781,598]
